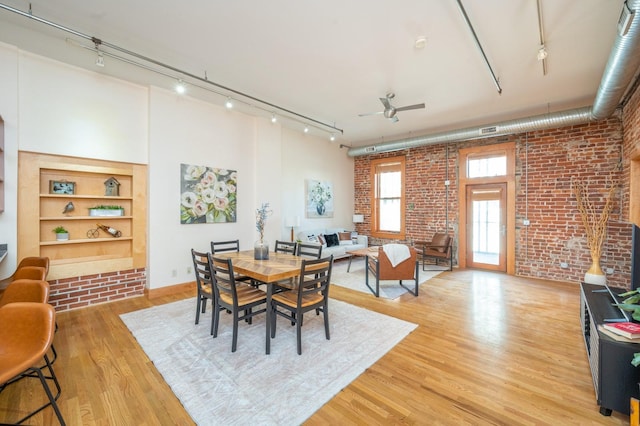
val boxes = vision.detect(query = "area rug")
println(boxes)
[331,256,444,299]
[120,298,417,425]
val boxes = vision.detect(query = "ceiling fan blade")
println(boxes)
[379,97,392,110]
[390,115,399,123]
[395,103,425,112]
[358,111,384,117]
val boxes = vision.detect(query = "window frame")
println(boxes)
[370,156,406,240]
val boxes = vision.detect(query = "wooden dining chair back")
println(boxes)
[366,245,420,297]
[274,240,297,254]
[208,254,268,352]
[13,266,47,281]
[271,255,334,355]
[296,242,323,259]
[0,302,65,425]
[191,248,214,329]
[210,239,241,254]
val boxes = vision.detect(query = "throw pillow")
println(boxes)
[307,234,318,243]
[338,231,351,241]
[317,234,326,245]
[325,233,339,247]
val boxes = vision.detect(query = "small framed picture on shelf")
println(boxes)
[49,180,76,195]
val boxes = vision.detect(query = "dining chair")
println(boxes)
[9,256,50,281]
[12,265,47,281]
[274,240,297,254]
[208,254,268,352]
[270,255,333,355]
[296,242,323,259]
[210,240,253,284]
[191,249,214,329]
[0,302,65,425]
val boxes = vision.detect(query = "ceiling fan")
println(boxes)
[358,92,425,123]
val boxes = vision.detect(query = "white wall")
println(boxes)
[0,41,355,289]
[0,43,19,280]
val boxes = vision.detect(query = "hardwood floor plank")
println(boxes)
[0,270,630,424]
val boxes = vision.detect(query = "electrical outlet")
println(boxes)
[523,219,530,226]
[560,262,569,269]
[187,266,192,274]
[444,180,450,186]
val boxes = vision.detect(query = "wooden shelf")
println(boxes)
[18,152,147,280]
[40,216,133,221]
[40,237,133,246]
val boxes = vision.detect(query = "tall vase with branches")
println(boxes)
[254,202,272,260]
[571,177,617,284]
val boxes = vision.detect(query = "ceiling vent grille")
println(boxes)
[364,146,377,153]
[479,126,498,136]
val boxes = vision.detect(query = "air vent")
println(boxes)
[479,126,498,135]
[364,146,377,153]
[618,2,634,36]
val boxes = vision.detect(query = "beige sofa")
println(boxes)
[296,228,368,260]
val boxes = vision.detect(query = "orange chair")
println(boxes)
[0,279,50,307]
[366,245,420,297]
[0,302,65,425]
[8,256,50,281]
[13,265,47,281]
[415,233,453,271]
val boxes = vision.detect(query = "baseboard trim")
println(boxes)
[145,281,195,299]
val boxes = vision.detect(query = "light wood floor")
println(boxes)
[0,267,630,425]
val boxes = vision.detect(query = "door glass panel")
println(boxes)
[472,198,500,265]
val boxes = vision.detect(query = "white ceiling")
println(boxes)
[0,0,626,147]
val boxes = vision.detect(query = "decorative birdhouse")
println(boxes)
[104,177,120,196]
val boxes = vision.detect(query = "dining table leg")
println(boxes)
[265,282,272,354]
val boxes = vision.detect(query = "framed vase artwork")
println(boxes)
[180,163,237,224]
[306,179,333,218]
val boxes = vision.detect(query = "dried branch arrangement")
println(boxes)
[571,177,618,275]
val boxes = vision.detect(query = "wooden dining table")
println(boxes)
[214,250,304,354]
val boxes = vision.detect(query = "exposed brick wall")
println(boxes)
[354,101,638,288]
[48,268,146,311]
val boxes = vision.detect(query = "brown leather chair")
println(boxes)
[10,256,50,280]
[366,245,420,297]
[0,302,65,425]
[0,279,50,307]
[13,265,47,281]
[415,233,453,271]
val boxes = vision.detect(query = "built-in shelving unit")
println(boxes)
[18,152,147,280]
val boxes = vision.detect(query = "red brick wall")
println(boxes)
[48,268,146,311]
[354,107,637,287]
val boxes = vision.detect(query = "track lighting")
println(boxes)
[225,97,233,109]
[95,51,104,67]
[175,80,186,94]
[330,134,336,142]
[271,114,277,123]
[537,45,548,61]
[303,126,309,133]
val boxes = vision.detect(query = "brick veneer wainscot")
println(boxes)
[48,268,146,311]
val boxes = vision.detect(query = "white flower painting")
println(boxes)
[306,179,333,218]
[180,164,237,224]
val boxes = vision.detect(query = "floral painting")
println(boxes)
[180,164,237,224]
[306,179,333,218]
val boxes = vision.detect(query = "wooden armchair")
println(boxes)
[415,233,453,271]
[365,245,419,297]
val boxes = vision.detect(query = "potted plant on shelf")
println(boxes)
[88,205,124,217]
[53,226,69,241]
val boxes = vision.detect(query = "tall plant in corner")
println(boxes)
[571,176,617,283]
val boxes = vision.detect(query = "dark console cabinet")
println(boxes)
[580,282,640,415]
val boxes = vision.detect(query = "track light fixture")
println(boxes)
[537,45,548,61]
[271,114,277,123]
[330,134,336,142]
[225,97,233,109]
[303,126,309,133]
[175,80,186,94]
[95,51,104,67]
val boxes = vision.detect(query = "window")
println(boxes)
[370,156,405,239]
[467,153,507,178]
